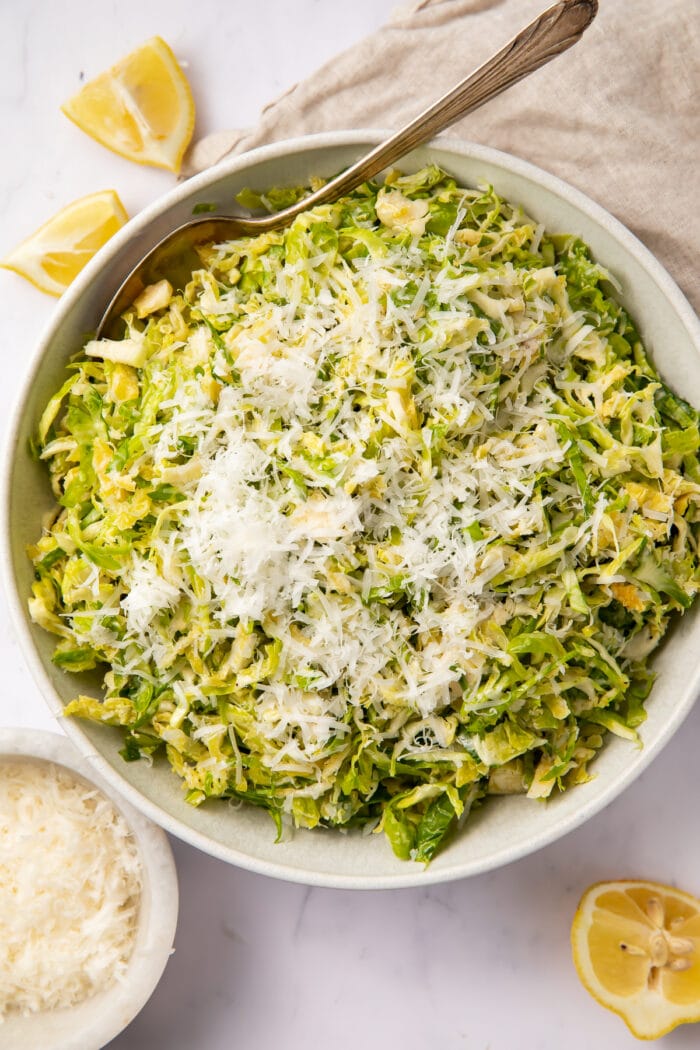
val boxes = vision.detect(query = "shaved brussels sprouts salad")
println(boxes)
[30,166,700,863]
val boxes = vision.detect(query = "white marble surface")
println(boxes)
[2,2,700,1048]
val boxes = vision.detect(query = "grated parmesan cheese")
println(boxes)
[0,759,142,1020]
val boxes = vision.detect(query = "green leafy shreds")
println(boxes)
[28,167,700,866]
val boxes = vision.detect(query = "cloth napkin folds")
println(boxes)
[184,0,699,313]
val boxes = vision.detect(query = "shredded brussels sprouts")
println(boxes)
[29,166,700,863]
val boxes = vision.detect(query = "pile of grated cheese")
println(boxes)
[0,759,142,1020]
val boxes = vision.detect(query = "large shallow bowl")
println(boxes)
[4,132,700,889]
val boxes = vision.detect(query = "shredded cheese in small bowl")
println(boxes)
[0,729,177,1050]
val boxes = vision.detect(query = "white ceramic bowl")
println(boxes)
[0,728,178,1050]
[4,132,700,889]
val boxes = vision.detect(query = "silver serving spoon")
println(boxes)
[97,0,597,339]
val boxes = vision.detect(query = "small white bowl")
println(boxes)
[4,132,700,888]
[0,729,178,1050]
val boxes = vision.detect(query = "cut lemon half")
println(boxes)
[0,190,128,296]
[572,880,700,1040]
[61,36,195,173]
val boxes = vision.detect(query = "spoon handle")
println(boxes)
[256,0,597,229]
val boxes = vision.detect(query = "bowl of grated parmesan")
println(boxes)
[0,728,178,1050]
[3,132,700,889]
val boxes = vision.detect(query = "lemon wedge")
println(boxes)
[0,190,128,296]
[572,879,700,1040]
[61,36,195,173]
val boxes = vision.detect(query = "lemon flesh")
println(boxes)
[0,190,128,296]
[572,879,700,1040]
[61,36,195,173]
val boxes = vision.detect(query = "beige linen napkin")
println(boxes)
[184,0,699,312]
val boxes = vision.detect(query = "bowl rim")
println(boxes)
[3,130,700,890]
[0,727,178,1050]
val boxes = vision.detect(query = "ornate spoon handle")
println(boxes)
[97,1,598,335]
[254,0,598,229]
